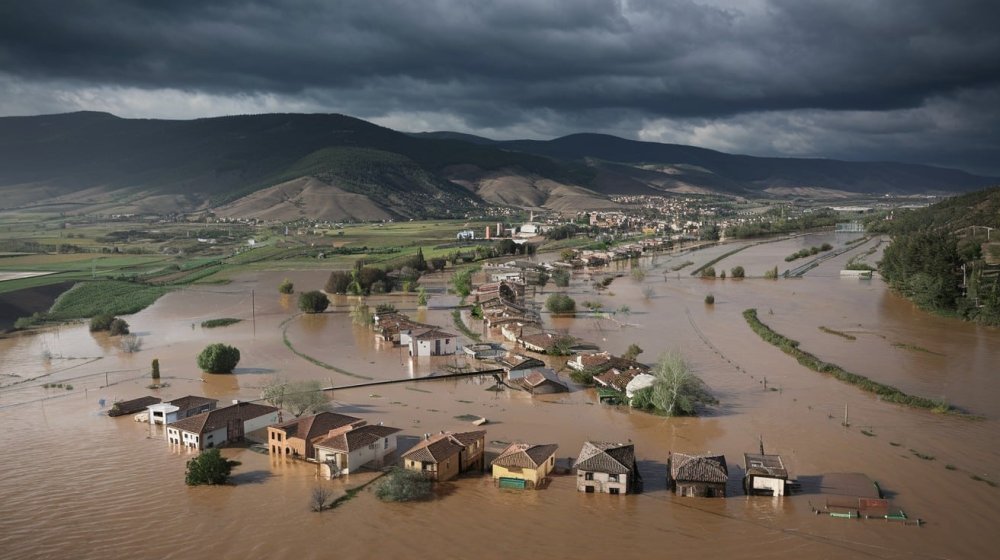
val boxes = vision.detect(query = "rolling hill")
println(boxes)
[0,112,995,219]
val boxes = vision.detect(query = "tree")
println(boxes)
[631,266,646,281]
[261,376,289,409]
[705,294,715,304]
[279,278,294,294]
[535,271,549,288]
[374,467,433,502]
[197,343,241,373]
[764,266,779,279]
[622,343,643,361]
[635,351,715,416]
[284,380,328,417]
[298,291,330,313]
[719,270,726,279]
[545,293,576,314]
[151,358,160,381]
[451,269,473,298]
[89,313,116,332]
[350,303,372,326]
[109,318,130,336]
[311,485,334,512]
[552,268,570,287]
[325,271,352,294]
[417,287,428,306]
[545,335,577,356]
[120,334,142,353]
[185,448,241,486]
[560,249,577,262]
[411,247,427,271]
[700,267,716,278]
[730,266,745,279]
[430,257,447,271]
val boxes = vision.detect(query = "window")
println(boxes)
[610,487,620,495]
[384,437,389,449]
[608,474,617,482]
[584,472,594,481]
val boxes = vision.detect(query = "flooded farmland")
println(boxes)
[2,233,999,560]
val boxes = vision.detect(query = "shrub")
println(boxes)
[545,293,576,314]
[298,291,330,313]
[451,269,473,298]
[325,271,352,294]
[764,266,779,279]
[197,343,241,373]
[89,313,116,332]
[417,287,428,306]
[705,294,715,304]
[278,278,294,294]
[200,318,241,328]
[622,343,643,361]
[151,359,160,380]
[185,448,241,486]
[121,334,142,353]
[109,318,130,336]
[552,268,570,287]
[374,467,434,502]
[730,266,745,278]
[701,267,716,278]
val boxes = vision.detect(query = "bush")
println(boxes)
[701,267,716,278]
[278,278,294,294]
[200,318,241,328]
[764,266,779,280]
[374,467,434,502]
[730,266,745,278]
[89,313,116,332]
[151,358,160,380]
[197,343,241,373]
[298,291,330,313]
[451,269,473,298]
[705,294,715,304]
[325,271,352,294]
[185,448,241,486]
[109,318,130,336]
[545,293,576,314]
[552,268,570,287]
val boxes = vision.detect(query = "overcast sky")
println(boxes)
[1,0,998,174]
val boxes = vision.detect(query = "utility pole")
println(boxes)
[844,403,849,427]
[251,290,256,337]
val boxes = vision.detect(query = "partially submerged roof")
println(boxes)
[168,401,278,434]
[403,430,487,463]
[496,353,545,371]
[669,453,729,484]
[743,453,788,479]
[313,424,401,453]
[413,328,458,340]
[165,395,218,411]
[492,443,559,469]
[273,411,362,441]
[573,442,636,475]
[109,396,161,416]
[515,369,569,392]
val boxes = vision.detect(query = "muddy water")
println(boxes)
[2,241,999,560]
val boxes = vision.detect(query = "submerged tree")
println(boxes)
[632,351,715,416]
[185,448,241,486]
[374,467,433,502]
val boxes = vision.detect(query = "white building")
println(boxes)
[314,423,401,476]
[147,395,218,425]
[166,401,279,450]
[408,328,458,357]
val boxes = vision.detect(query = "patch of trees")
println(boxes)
[725,208,840,239]
[325,261,423,296]
[552,268,570,287]
[785,243,833,262]
[261,378,328,417]
[374,467,433,502]
[197,343,241,373]
[90,313,130,335]
[730,266,745,278]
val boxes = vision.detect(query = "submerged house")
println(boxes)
[408,328,458,357]
[667,453,729,497]
[401,430,487,482]
[511,368,569,394]
[491,442,559,489]
[108,396,161,417]
[166,401,279,450]
[743,453,789,496]
[314,423,401,476]
[573,441,642,495]
[147,395,218,425]
[267,412,364,460]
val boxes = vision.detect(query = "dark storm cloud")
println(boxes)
[0,0,998,173]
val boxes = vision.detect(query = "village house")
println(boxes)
[313,423,401,476]
[511,368,569,394]
[573,442,642,495]
[267,412,364,460]
[147,395,218,425]
[401,430,487,482]
[666,453,729,497]
[566,351,648,375]
[108,396,161,417]
[166,401,279,450]
[491,442,559,489]
[408,328,458,357]
[743,453,789,496]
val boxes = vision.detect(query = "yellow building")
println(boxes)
[491,442,558,489]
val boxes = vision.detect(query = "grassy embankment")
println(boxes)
[742,308,954,413]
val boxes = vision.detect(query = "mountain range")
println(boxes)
[0,111,995,220]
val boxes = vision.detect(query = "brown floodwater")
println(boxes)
[2,238,999,560]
